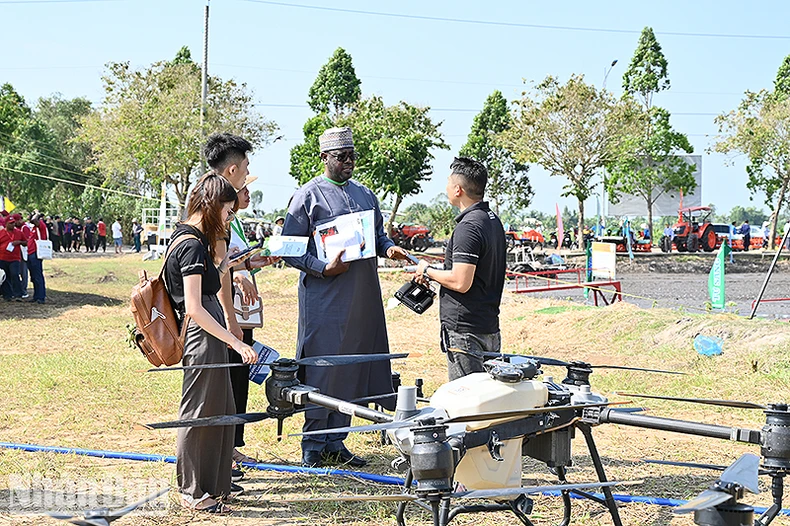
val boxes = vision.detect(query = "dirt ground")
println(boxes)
[1,254,789,525]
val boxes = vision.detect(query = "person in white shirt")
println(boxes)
[111,218,123,254]
[273,216,284,236]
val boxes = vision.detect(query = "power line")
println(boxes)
[239,0,790,40]
[0,150,92,182]
[253,103,721,116]
[0,0,122,4]
[0,132,91,179]
[213,62,745,96]
[0,165,160,202]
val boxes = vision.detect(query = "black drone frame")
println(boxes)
[587,402,789,526]
[262,359,630,526]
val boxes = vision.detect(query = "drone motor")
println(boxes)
[410,425,456,496]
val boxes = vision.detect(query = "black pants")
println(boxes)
[228,328,252,448]
[64,233,72,251]
[743,234,750,251]
[97,235,106,252]
[85,233,94,252]
[52,235,61,252]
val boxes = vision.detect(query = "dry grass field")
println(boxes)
[0,253,789,525]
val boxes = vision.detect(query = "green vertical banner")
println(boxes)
[708,243,732,309]
[584,240,592,299]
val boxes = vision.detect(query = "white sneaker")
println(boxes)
[21,293,29,299]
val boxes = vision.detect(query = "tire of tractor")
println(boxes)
[701,226,716,252]
[536,242,543,251]
[660,236,672,253]
[676,238,687,252]
[412,236,427,252]
[688,234,699,253]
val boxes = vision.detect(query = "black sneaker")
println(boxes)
[229,483,244,497]
[231,468,244,482]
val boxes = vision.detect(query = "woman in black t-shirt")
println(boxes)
[165,173,257,513]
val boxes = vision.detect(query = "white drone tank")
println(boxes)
[430,370,549,490]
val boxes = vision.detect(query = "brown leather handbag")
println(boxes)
[129,235,196,366]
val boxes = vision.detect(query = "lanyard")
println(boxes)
[230,218,248,248]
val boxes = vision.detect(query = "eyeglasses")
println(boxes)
[326,150,358,163]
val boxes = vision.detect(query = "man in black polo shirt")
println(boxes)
[416,157,506,380]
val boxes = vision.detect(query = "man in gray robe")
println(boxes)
[282,127,409,468]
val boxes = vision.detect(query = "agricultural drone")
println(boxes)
[136,347,788,526]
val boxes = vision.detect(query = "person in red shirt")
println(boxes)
[0,215,25,301]
[25,212,48,303]
[11,213,30,297]
[96,217,107,253]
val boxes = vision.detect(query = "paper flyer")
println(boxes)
[263,235,309,257]
[313,210,376,263]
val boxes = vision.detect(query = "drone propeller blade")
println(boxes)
[144,353,411,372]
[444,401,630,424]
[294,419,414,437]
[613,392,767,410]
[107,487,170,519]
[644,456,768,477]
[673,454,761,514]
[720,453,760,495]
[498,354,683,375]
[674,489,734,514]
[137,412,273,430]
[297,353,410,367]
[281,494,419,503]
[643,459,729,471]
[294,401,629,437]
[591,365,685,375]
[452,479,642,500]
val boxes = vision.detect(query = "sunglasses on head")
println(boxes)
[326,150,358,163]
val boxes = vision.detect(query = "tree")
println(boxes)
[500,74,641,242]
[459,90,532,215]
[714,89,790,247]
[0,83,64,210]
[289,113,334,185]
[621,27,669,109]
[250,190,263,213]
[291,48,363,185]
[606,107,695,239]
[727,205,768,226]
[79,48,277,206]
[344,96,448,235]
[307,47,362,118]
[608,26,694,240]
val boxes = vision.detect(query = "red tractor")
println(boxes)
[665,206,718,253]
[391,223,433,252]
[505,228,545,251]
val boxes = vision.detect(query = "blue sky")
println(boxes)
[3,0,790,217]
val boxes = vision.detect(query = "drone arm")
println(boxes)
[296,390,394,424]
[597,408,761,444]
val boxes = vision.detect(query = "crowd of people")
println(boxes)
[0,211,49,303]
[43,216,129,254]
[156,130,504,513]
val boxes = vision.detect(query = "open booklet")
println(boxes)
[313,209,376,263]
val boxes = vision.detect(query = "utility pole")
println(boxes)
[199,0,210,175]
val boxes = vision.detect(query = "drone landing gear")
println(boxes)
[394,470,535,526]
[444,494,534,525]
[756,472,785,526]
[577,423,624,526]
